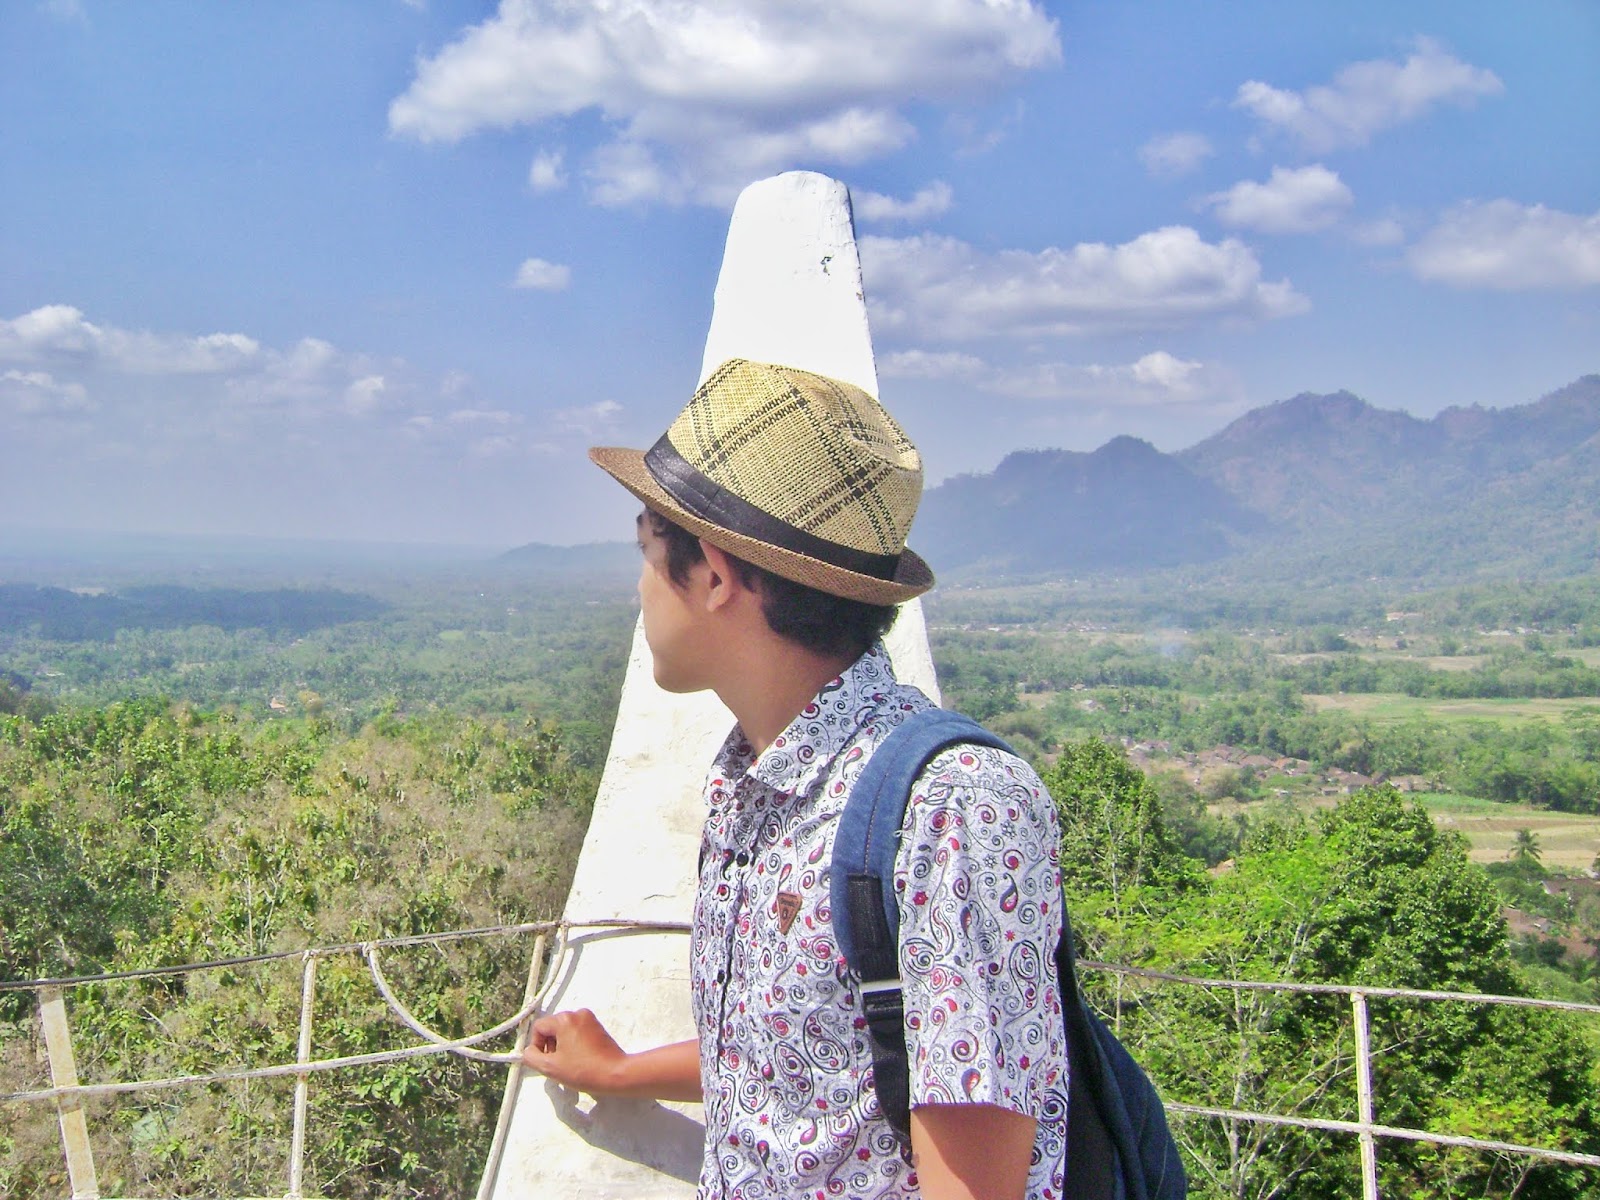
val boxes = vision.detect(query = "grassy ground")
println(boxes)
[1304,693,1595,724]
[1411,793,1600,871]
[1199,790,1600,871]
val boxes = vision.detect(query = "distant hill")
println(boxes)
[1178,374,1600,579]
[914,374,1600,584]
[495,540,636,581]
[1179,375,1600,527]
[913,436,1267,574]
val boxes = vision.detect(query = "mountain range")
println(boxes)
[501,374,1600,587]
[911,374,1600,584]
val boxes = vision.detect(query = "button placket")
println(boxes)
[712,778,761,1080]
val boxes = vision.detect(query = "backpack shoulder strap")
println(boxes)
[831,708,1013,973]
[829,707,1014,1148]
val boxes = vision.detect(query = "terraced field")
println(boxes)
[1413,792,1600,871]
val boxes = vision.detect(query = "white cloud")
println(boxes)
[585,106,919,206]
[1349,217,1406,247]
[1206,165,1353,234]
[1408,201,1600,290]
[1234,37,1502,153]
[345,375,388,415]
[876,345,1230,413]
[854,182,953,225]
[440,369,474,400]
[1139,132,1212,179]
[985,352,1213,405]
[528,148,567,192]
[553,398,623,437]
[446,408,515,425]
[389,0,1060,205]
[0,304,628,546]
[860,227,1308,340]
[0,304,101,357]
[514,257,572,291]
[0,306,408,426]
[1131,350,1204,391]
[0,305,262,373]
[221,336,380,408]
[469,434,518,457]
[0,368,91,415]
[878,349,985,380]
[944,101,1026,157]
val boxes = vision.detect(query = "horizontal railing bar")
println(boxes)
[6,1031,517,1105]
[1166,1102,1600,1169]
[1081,961,1600,1016]
[0,918,690,993]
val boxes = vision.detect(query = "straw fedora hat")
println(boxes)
[590,358,933,605]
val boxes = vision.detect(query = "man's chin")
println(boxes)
[651,668,696,695]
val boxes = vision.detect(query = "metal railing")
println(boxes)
[0,919,688,1200]
[1090,962,1600,1198]
[4,925,1599,1199]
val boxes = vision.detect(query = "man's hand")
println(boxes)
[522,1009,629,1094]
[910,1103,1036,1200]
[521,1012,702,1103]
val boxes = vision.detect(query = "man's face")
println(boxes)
[635,510,712,694]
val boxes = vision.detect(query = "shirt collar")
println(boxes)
[714,642,898,801]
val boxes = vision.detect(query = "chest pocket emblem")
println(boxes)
[775,891,801,935]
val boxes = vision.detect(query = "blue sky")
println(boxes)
[2,1,1596,549]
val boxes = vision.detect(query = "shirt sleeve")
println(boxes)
[893,744,1066,1117]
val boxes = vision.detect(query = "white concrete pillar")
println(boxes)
[481,172,938,1199]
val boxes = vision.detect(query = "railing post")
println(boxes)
[1351,990,1380,1200]
[39,985,100,1199]
[476,931,549,1200]
[287,952,319,1200]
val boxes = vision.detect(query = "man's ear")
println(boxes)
[697,540,752,613]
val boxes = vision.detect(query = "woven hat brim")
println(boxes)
[590,446,934,605]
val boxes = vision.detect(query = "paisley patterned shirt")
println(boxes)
[691,644,1069,1199]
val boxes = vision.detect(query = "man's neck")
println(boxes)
[715,640,863,755]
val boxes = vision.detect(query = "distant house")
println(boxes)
[1388,774,1434,793]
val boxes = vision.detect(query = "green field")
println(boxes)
[1306,692,1597,724]
[1412,793,1600,870]
[1201,789,1600,871]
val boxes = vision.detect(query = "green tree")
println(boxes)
[1100,788,1597,1199]
[1041,738,1199,959]
[1511,827,1544,868]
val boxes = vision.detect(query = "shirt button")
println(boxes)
[735,851,749,866]
[716,970,726,984]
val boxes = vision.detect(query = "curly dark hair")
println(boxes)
[643,509,897,659]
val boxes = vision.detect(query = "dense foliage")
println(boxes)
[1,698,595,1197]
[1042,752,1600,1200]
[1,578,635,768]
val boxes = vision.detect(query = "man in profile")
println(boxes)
[524,358,1068,1200]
